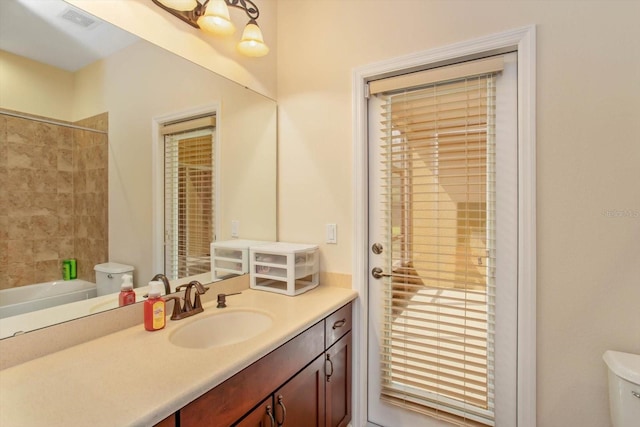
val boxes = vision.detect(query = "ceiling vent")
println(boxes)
[59,7,98,29]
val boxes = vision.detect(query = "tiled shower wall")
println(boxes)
[0,111,108,290]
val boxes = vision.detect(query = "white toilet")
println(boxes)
[603,350,640,427]
[94,262,135,296]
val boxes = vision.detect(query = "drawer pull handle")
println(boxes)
[332,319,346,329]
[326,353,334,382]
[632,391,640,399]
[276,395,287,426]
[266,404,276,427]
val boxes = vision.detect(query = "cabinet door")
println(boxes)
[234,396,276,427]
[154,413,176,427]
[325,331,352,427]
[181,322,324,427]
[274,354,326,427]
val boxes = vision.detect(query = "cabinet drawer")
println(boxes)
[325,303,352,349]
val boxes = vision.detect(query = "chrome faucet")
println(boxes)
[169,280,209,320]
[151,273,172,295]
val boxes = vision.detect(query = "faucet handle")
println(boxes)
[175,281,208,312]
[193,292,204,310]
[191,281,209,295]
[164,296,183,320]
[175,283,194,312]
[190,282,208,310]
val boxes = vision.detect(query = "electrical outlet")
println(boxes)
[231,220,239,238]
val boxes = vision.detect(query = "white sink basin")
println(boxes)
[169,309,273,349]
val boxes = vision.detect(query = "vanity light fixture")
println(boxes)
[151,0,269,57]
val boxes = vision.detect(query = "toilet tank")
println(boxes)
[94,262,135,296]
[603,350,640,427]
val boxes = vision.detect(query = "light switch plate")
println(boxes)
[326,223,337,244]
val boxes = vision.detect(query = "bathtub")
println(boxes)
[0,279,97,320]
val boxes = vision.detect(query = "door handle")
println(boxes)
[276,395,286,426]
[332,319,346,329]
[266,404,276,427]
[372,267,416,280]
[371,267,391,279]
[325,353,334,382]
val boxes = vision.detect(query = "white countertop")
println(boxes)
[0,286,357,426]
[0,272,217,339]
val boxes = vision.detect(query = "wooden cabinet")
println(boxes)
[326,331,352,427]
[234,354,327,427]
[234,396,275,427]
[164,302,352,427]
[235,335,350,427]
[324,302,352,427]
[155,413,177,427]
[325,303,352,349]
[180,322,324,427]
[271,353,326,426]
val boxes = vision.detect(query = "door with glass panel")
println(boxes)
[163,116,217,280]
[367,54,518,426]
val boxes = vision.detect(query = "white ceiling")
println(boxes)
[0,0,139,72]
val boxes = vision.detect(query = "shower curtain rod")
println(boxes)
[1,110,108,134]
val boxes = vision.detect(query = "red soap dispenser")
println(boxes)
[118,274,136,307]
[144,281,166,331]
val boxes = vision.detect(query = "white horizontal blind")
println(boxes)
[369,56,503,96]
[378,67,498,425]
[164,121,215,280]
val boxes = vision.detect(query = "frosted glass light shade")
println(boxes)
[197,0,236,36]
[237,21,269,57]
[157,0,198,12]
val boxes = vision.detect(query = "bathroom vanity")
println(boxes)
[0,285,356,426]
[160,302,352,426]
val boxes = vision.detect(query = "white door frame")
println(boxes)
[151,103,221,275]
[351,26,536,427]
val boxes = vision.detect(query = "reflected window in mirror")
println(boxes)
[0,0,276,338]
[161,115,217,280]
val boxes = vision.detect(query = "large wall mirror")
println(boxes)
[0,0,277,338]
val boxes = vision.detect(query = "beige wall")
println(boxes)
[276,1,640,427]
[73,40,276,284]
[9,0,636,424]
[66,0,278,99]
[0,50,74,121]
[2,36,276,287]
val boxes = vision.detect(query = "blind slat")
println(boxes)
[377,62,497,425]
[384,343,489,370]
[165,125,216,279]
